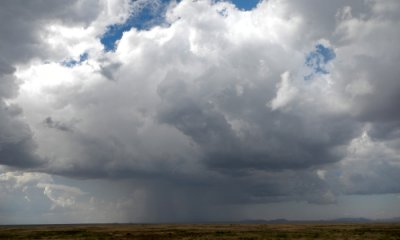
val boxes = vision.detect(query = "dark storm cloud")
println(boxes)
[0,137,43,168]
[157,68,360,174]
[368,122,400,141]
[343,149,400,192]
[344,164,400,195]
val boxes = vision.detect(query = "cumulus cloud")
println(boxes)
[37,183,85,209]
[269,72,298,110]
[0,0,400,222]
[0,168,144,223]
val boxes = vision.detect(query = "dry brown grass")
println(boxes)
[0,223,399,239]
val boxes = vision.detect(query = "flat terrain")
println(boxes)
[0,223,399,239]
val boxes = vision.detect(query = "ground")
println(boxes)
[0,223,399,239]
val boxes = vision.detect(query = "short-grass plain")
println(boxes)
[0,223,399,240]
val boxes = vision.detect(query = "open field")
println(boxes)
[0,223,399,240]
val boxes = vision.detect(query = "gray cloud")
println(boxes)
[0,0,99,64]
[100,61,122,81]
[43,117,74,132]
[0,64,42,168]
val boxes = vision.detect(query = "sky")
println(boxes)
[0,0,400,224]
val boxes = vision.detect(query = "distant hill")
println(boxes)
[326,217,371,223]
[239,217,400,224]
[378,217,400,223]
[239,218,289,224]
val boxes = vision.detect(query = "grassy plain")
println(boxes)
[0,223,399,240]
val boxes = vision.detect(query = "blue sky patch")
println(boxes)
[230,0,261,11]
[62,52,88,68]
[305,44,336,80]
[101,0,171,52]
